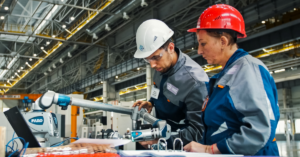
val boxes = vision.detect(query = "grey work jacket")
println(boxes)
[149,47,209,149]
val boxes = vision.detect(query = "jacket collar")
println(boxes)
[161,47,185,76]
[211,48,248,79]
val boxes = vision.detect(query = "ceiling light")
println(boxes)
[105,24,111,31]
[70,17,75,21]
[294,8,297,11]
[274,69,285,73]
[291,67,298,70]
[137,68,140,70]
[18,70,20,73]
[60,58,63,63]
[36,5,59,34]
[262,48,273,53]
[33,54,37,57]
[20,67,23,69]
[4,84,6,86]
[68,52,72,58]
[41,47,44,50]
[46,41,50,45]
[0,16,4,20]
[123,12,129,20]
[101,81,103,83]
[92,33,98,40]
[26,62,32,68]
[62,25,66,28]
[115,76,118,79]
[29,58,32,61]
[4,7,9,10]
[192,47,194,50]
[11,76,14,79]
[15,73,20,78]
[53,64,56,68]
[52,35,56,38]
[15,73,17,75]
[261,21,265,24]
[44,72,48,76]
[141,0,148,7]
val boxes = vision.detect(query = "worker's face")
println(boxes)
[196,30,223,65]
[145,43,174,73]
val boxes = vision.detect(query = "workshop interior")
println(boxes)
[1,0,300,156]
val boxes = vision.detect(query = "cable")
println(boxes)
[6,132,16,153]
[50,137,79,147]
[5,137,26,154]
[8,149,18,157]
[6,136,28,157]
[13,141,18,150]
[19,142,28,156]
[11,132,15,150]
[21,142,29,156]
[5,145,14,151]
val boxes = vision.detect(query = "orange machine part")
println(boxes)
[71,105,79,142]
[71,91,82,142]
[0,94,42,101]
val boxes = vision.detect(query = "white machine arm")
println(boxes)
[38,91,132,115]
[37,91,171,142]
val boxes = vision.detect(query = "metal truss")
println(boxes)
[1,0,114,93]
[56,58,146,94]
[34,0,113,19]
[14,0,300,94]
[22,0,268,93]
[29,51,103,93]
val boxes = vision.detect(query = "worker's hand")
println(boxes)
[132,101,153,113]
[139,139,159,149]
[183,142,220,154]
[184,142,209,153]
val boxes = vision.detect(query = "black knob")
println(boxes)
[61,106,68,110]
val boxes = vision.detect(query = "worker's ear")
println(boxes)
[220,36,229,49]
[168,42,175,53]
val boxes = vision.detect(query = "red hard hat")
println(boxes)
[187,4,247,38]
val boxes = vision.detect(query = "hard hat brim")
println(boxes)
[187,27,247,38]
[187,28,198,32]
[134,50,154,59]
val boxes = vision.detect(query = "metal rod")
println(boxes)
[71,97,132,115]
[32,0,116,15]
[0,53,43,59]
[0,31,96,46]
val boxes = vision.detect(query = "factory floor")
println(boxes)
[277,141,300,157]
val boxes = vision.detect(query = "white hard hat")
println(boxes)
[134,19,174,58]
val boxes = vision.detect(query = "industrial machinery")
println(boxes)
[37,91,171,142]
[22,102,62,147]
[1,93,63,147]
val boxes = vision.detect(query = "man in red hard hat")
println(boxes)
[184,4,280,156]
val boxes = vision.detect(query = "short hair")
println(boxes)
[205,29,238,46]
[159,38,173,51]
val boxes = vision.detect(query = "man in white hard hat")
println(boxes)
[133,19,209,149]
